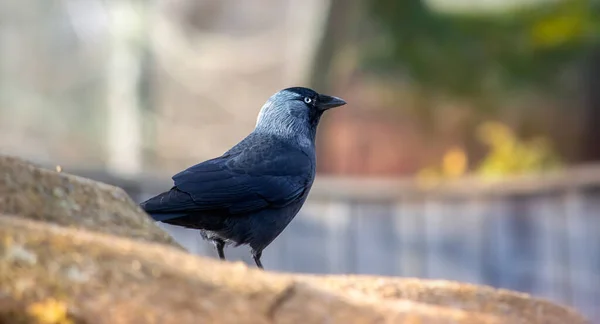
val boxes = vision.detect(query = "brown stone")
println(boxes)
[0,215,509,324]
[297,275,588,324]
[0,155,181,249]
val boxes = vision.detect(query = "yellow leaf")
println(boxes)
[27,299,72,324]
[442,147,468,178]
[531,7,586,48]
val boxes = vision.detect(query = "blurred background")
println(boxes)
[1,0,599,321]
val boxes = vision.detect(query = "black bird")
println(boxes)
[140,87,346,269]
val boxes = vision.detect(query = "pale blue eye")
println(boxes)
[304,97,312,104]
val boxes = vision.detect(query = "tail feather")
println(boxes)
[144,211,188,222]
[139,189,193,222]
[139,189,225,232]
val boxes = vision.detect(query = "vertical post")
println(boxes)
[581,47,600,162]
[283,0,331,85]
[105,0,146,178]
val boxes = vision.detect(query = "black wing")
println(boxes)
[141,142,313,221]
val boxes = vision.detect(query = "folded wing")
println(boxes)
[140,147,313,221]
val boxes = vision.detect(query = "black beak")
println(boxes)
[317,94,346,111]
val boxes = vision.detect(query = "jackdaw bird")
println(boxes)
[140,87,346,269]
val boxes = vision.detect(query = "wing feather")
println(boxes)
[140,142,313,221]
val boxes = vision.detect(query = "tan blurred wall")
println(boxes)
[0,0,332,175]
[147,0,330,173]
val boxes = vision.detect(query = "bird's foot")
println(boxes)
[252,250,263,269]
[213,239,226,260]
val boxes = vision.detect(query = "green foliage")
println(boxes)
[363,0,600,97]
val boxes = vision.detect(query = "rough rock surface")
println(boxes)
[0,155,590,323]
[298,275,588,324]
[0,215,588,324]
[0,215,506,324]
[0,155,181,249]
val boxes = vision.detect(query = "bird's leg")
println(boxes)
[214,239,226,260]
[252,250,263,269]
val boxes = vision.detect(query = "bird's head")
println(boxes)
[255,87,346,139]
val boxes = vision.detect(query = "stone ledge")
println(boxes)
[0,155,181,249]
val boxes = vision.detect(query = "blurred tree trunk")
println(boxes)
[105,0,149,178]
[580,46,600,162]
[309,0,360,93]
